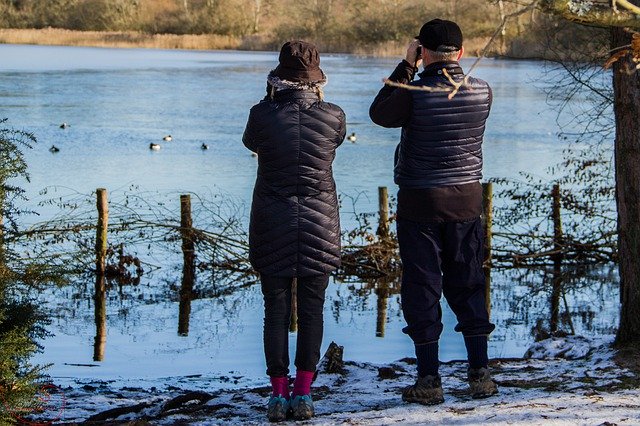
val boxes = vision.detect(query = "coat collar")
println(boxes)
[418,61,464,78]
[273,89,321,102]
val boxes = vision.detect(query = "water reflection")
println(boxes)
[178,275,194,337]
[375,280,395,338]
[492,266,619,347]
[40,263,619,382]
[333,277,400,338]
[93,275,106,362]
[549,261,564,334]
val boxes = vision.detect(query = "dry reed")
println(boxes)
[0,28,498,56]
[0,28,243,51]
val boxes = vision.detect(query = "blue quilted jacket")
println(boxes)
[395,63,492,188]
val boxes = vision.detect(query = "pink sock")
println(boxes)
[270,376,289,398]
[292,370,315,397]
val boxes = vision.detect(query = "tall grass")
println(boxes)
[0,28,499,57]
[0,28,242,50]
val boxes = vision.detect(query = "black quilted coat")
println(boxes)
[242,89,346,277]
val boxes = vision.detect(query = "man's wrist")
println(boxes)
[387,60,417,84]
[402,59,418,72]
[401,59,419,73]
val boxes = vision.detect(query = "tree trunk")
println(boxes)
[252,0,261,33]
[498,0,507,53]
[612,27,640,346]
[550,184,564,334]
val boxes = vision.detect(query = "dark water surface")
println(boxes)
[0,44,616,385]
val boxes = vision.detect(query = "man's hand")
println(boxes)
[405,39,422,68]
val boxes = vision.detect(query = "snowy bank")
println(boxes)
[36,336,639,425]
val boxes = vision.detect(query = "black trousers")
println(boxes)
[397,217,495,344]
[261,274,329,377]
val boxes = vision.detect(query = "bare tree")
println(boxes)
[536,0,640,346]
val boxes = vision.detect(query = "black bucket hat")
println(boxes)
[417,19,463,52]
[273,40,325,83]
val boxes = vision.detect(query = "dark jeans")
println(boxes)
[397,217,495,344]
[261,274,329,377]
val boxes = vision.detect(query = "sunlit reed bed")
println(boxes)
[0,28,494,56]
[0,28,242,51]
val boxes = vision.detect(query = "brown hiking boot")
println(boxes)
[402,374,445,405]
[468,367,498,399]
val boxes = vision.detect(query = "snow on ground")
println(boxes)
[39,336,639,425]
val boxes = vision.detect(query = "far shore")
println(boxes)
[0,27,503,58]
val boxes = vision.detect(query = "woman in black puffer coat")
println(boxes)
[242,40,346,422]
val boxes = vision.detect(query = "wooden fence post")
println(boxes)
[95,188,108,275]
[482,182,493,317]
[550,184,563,333]
[377,186,390,240]
[180,194,194,254]
[179,194,195,336]
[93,188,109,360]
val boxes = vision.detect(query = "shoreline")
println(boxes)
[0,27,243,52]
[0,27,503,58]
[29,336,640,425]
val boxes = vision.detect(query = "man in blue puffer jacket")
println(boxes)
[370,19,498,405]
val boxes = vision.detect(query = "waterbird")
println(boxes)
[49,145,60,153]
[201,143,209,150]
[251,152,258,158]
[149,143,161,150]
[163,135,172,141]
[347,132,357,142]
[59,122,69,129]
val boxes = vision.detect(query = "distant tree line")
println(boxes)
[0,0,577,54]
[0,0,499,35]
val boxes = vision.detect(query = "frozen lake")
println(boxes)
[0,44,617,387]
